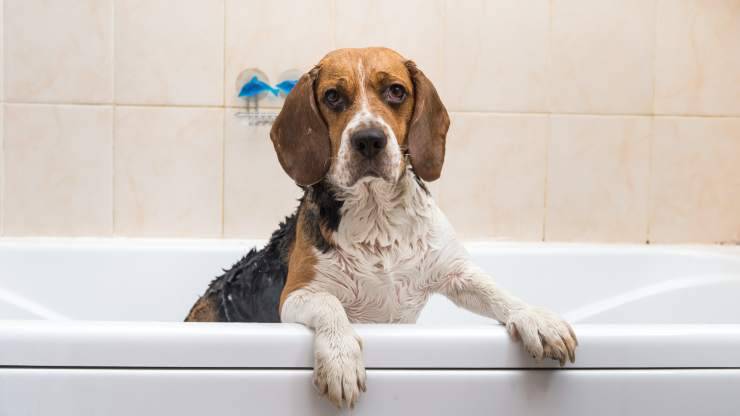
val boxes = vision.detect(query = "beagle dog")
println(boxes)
[187,47,577,408]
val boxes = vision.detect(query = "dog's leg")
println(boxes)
[433,250,578,365]
[281,289,367,408]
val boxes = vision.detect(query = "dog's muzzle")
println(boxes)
[348,127,393,181]
[350,127,387,160]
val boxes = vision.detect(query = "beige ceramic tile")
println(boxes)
[437,113,548,241]
[655,0,740,116]
[0,0,4,101]
[224,0,333,108]
[223,110,302,238]
[334,0,445,98]
[0,107,3,235]
[4,0,113,103]
[3,104,113,236]
[546,115,651,242]
[115,0,224,106]
[550,0,655,114]
[442,0,550,112]
[650,117,740,244]
[114,107,223,237]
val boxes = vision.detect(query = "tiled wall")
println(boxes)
[0,0,738,243]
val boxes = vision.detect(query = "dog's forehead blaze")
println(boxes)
[317,48,412,90]
[315,48,415,150]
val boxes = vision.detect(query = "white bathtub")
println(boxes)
[0,239,739,415]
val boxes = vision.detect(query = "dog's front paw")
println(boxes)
[506,307,578,366]
[313,329,367,409]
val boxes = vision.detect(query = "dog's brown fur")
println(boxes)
[185,294,220,322]
[279,211,318,309]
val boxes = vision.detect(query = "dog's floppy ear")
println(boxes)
[270,66,330,186]
[405,61,450,182]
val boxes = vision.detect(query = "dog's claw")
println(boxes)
[312,330,366,409]
[507,307,578,366]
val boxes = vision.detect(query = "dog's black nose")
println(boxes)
[351,128,387,159]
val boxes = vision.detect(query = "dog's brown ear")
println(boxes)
[405,61,450,182]
[270,66,330,186]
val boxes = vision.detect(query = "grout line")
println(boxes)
[2,101,227,109]
[1,102,739,120]
[220,109,226,238]
[111,107,117,236]
[451,111,645,117]
[437,0,446,206]
[221,0,227,238]
[542,0,554,242]
[649,112,740,118]
[542,114,551,242]
[330,0,337,49]
[650,0,658,116]
[111,0,116,236]
[222,0,227,107]
[440,0,446,85]
[449,110,740,119]
[645,117,655,244]
[547,0,554,114]
[110,0,116,105]
[1,0,4,104]
[0,0,4,234]
[647,0,660,244]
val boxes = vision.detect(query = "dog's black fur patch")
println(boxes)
[414,173,430,196]
[193,213,297,322]
[301,181,343,252]
[187,181,343,322]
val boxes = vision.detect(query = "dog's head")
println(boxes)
[270,47,450,188]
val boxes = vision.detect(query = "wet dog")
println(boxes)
[187,47,577,409]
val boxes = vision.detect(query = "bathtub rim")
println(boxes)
[1,238,738,370]
[1,320,739,369]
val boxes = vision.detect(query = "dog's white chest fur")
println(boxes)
[308,172,450,323]
[315,244,429,323]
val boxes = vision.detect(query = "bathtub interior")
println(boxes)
[0,240,739,325]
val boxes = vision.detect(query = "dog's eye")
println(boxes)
[385,84,407,105]
[323,89,344,110]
